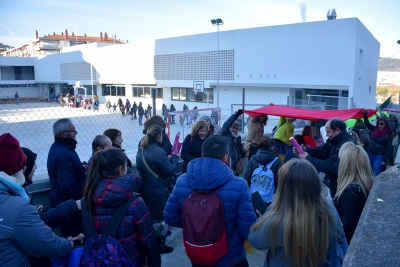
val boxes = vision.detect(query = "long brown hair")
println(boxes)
[83,148,127,220]
[250,159,334,267]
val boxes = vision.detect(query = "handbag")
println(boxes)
[233,146,244,175]
[141,149,175,191]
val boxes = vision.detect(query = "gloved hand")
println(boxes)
[236,109,244,116]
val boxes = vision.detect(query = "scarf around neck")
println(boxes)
[371,128,389,139]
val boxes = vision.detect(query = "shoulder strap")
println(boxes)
[266,157,278,169]
[95,193,139,249]
[141,148,159,178]
[81,198,98,238]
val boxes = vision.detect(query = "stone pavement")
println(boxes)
[161,227,266,267]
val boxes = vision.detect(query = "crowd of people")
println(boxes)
[0,107,392,267]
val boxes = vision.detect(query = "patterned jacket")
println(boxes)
[92,175,161,267]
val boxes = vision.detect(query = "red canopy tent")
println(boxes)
[243,104,376,121]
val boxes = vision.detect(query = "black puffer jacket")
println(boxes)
[220,112,246,171]
[136,140,179,221]
[181,134,207,173]
[243,149,281,190]
[306,131,356,183]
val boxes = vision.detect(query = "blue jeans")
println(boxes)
[139,115,143,125]
[368,154,385,176]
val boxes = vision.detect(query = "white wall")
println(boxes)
[352,19,380,108]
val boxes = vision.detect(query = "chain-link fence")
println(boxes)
[0,99,245,180]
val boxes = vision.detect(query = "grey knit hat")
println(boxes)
[199,115,212,122]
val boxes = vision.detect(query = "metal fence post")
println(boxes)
[242,87,245,134]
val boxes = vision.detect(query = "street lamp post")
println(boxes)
[211,18,223,109]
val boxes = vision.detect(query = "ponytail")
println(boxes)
[140,124,162,148]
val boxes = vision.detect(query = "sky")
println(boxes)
[1,0,399,58]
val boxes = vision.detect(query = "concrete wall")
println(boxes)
[343,165,400,266]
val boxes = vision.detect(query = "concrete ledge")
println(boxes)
[343,164,400,267]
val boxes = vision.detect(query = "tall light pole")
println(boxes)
[211,18,223,109]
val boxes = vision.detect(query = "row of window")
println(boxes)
[101,85,213,103]
[172,88,213,103]
[102,85,163,98]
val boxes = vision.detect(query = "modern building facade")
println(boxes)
[0,18,380,110]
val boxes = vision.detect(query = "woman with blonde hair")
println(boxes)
[248,159,347,267]
[244,115,268,159]
[181,120,209,173]
[334,142,374,243]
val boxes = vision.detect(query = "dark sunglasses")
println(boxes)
[377,123,384,126]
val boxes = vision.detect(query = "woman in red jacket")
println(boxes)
[302,125,317,148]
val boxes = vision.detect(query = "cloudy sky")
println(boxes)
[1,0,399,58]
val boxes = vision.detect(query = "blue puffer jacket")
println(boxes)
[163,157,257,266]
[47,137,86,207]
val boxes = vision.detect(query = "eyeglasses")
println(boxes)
[64,129,77,133]
[377,123,384,126]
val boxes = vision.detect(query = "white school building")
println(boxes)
[0,17,380,111]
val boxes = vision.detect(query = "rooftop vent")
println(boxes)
[327,9,337,20]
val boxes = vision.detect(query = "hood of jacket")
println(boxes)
[186,157,234,191]
[254,149,277,165]
[0,172,29,200]
[92,174,137,208]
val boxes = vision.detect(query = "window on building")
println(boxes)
[171,88,213,103]
[132,86,162,98]
[102,85,125,96]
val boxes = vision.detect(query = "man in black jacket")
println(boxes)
[47,118,86,237]
[296,118,356,198]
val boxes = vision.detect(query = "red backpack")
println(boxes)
[182,188,228,265]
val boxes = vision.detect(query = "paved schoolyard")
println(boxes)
[0,101,281,179]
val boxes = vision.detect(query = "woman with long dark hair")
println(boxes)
[302,125,317,148]
[136,124,179,253]
[103,128,132,168]
[362,109,393,175]
[335,142,374,243]
[84,148,161,267]
[248,159,347,267]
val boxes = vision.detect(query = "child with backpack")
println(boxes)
[81,148,161,267]
[243,134,282,206]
